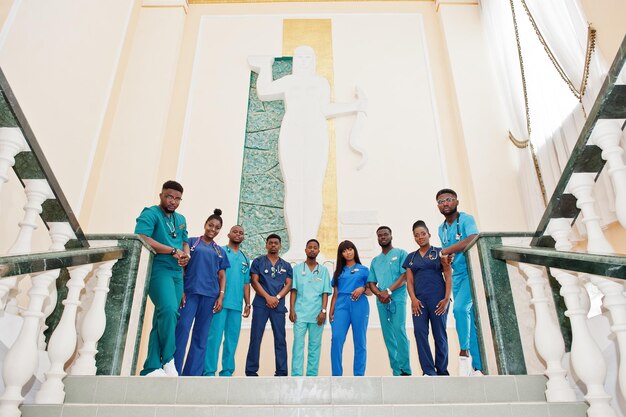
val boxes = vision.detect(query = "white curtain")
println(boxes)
[480,0,621,235]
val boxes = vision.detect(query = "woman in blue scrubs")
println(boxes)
[404,220,452,376]
[174,209,230,376]
[329,240,370,376]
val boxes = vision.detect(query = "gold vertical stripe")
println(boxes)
[282,19,338,259]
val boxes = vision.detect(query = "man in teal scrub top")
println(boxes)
[204,225,251,376]
[289,239,332,376]
[367,226,412,376]
[135,180,190,377]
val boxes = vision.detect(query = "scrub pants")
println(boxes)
[174,293,217,376]
[204,307,243,376]
[331,294,369,376]
[245,305,288,376]
[140,267,183,376]
[452,275,482,371]
[291,321,324,376]
[376,297,412,375]
[412,296,449,376]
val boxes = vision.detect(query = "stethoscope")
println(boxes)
[265,259,286,278]
[163,212,177,238]
[190,237,223,258]
[441,213,462,245]
[301,263,320,275]
[226,246,249,273]
[407,246,438,267]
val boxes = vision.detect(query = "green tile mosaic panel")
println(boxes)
[238,58,292,259]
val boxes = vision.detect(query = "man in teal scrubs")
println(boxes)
[289,239,332,376]
[204,225,251,376]
[367,226,412,376]
[135,180,190,377]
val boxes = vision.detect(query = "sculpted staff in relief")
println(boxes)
[248,46,367,261]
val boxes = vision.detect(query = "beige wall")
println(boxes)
[580,0,626,64]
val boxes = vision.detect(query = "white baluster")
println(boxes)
[567,173,615,254]
[590,120,626,228]
[35,264,93,404]
[519,264,576,401]
[0,270,58,417]
[0,127,28,196]
[588,275,626,401]
[0,276,19,314]
[8,179,54,255]
[552,269,616,417]
[544,218,574,252]
[70,260,116,375]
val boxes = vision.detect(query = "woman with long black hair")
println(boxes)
[329,240,370,376]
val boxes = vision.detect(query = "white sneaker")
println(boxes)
[163,359,178,377]
[458,355,473,377]
[471,369,484,377]
[145,368,167,377]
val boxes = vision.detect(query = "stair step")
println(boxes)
[20,402,589,417]
[59,375,551,406]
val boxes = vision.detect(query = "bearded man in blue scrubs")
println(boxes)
[245,234,293,376]
[204,225,251,376]
[367,226,412,376]
[289,239,332,376]
[135,180,190,377]
[436,188,483,376]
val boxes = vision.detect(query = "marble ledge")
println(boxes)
[491,245,626,280]
[85,234,156,254]
[0,247,126,278]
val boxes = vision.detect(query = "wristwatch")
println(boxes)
[276,294,282,300]
[170,247,177,255]
[386,288,392,295]
[321,308,327,313]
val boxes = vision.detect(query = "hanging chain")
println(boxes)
[519,0,596,102]
[508,0,547,207]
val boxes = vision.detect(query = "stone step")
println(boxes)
[62,375,549,405]
[20,402,589,417]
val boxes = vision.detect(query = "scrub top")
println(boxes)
[403,246,445,300]
[292,263,332,323]
[184,237,230,297]
[367,248,408,300]
[250,256,293,313]
[332,264,369,294]
[438,211,478,278]
[134,205,188,271]
[221,245,251,311]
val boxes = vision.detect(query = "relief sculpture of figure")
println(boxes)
[248,46,367,261]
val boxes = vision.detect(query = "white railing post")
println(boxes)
[590,119,626,228]
[0,270,58,417]
[552,269,616,417]
[567,173,615,255]
[519,264,576,402]
[69,260,116,375]
[588,275,626,402]
[35,264,93,404]
[8,179,54,255]
[0,127,28,196]
[544,218,574,252]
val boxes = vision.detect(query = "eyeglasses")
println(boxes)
[164,195,182,203]
[437,197,456,205]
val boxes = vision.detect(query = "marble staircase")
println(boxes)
[19,375,588,417]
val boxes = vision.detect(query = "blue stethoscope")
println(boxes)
[190,237,222,258]
[407,246,438,267]
[441,213,462,245]
[301,263,320,275]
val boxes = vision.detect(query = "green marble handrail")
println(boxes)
[463,232,535,253]
[530,34,626,248]
[491,245,626,280]
[85,234,156,255]
[0,247,125,278]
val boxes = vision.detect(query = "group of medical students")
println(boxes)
[135,180,482,377]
